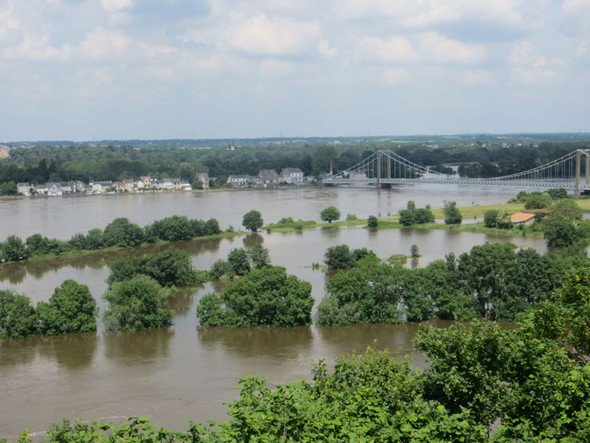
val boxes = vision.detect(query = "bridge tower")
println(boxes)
[574,149,590,196]
[376,151,382,187]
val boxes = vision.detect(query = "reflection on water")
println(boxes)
[198,325,314,359]
[103,328,174,363]
[36,333,99,370]
[0,237,223,284]
[242,233,264,248]
[0,332,98,369]
[168,288,200,316]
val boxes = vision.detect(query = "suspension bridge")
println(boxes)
[322,149,590,195]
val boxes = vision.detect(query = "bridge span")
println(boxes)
[322,149,590,195]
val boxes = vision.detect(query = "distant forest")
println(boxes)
[1,134,590,190]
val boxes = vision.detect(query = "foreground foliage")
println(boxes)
[6,268,590,440]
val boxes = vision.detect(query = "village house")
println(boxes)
[0,145,10,160]
[122,179,135,192]
[17,182,33,195]
[194,172,210,190]
[91,181,114,194]
[510,209,549,225]
[227,175,250,188]
[158,178,182,191]
[258,169,279,187]
[140,176,157,189]
[279,167,304,185]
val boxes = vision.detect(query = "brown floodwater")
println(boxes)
[0,185,547,440]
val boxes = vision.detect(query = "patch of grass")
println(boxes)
[431,203,525,220]
[264,219,317,232]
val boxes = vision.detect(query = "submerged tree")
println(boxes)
[103,275,173,332]
[37,280,98,335]
[197,267,313,327]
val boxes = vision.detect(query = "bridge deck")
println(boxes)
[322,177,585,190]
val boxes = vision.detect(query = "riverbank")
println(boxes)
[0,201,551,269]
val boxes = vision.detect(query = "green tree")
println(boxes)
[547,198,583,221]
[483,209,500,228]
[317,263,405,325]
[0,180,17,195]
[414,208,434,224]
[242,210,263,232]
[210,259,233,279]
[320,205,340,223]
[150,215,193,241]
[398,209,414,226]
[248,243,271,268]
[36,280,98,335]
[102,217,144,247]
[547,187,568,200]
[107,250,200,288]
[197,267,313,327]
[25,233,62,256]
[84,228,104,250]
[0,290,37,339]
[443,200,462,225]
[227,248,251,276]
[367,215,378,228]
[311,145,337,175]
[102,275,173,332]
[324,244,355,270]
[1,235,29,262]
[456,243,520,318]
[543,218,580,247]
[524,192,552,210]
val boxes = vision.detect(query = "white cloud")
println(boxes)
[358,36,418,64]
[317,40,337,59]
[258,59,295,78]
[509,41,566,84]
[77,27,134,61]
[418,32,485,64]
[456,69,497,86]
[384,68,411,86]
[100,0,132,12]
[562,0,590,13]
[2,32,71,60]
[229,15,321,56]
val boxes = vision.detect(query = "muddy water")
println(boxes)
[0,185,544,440]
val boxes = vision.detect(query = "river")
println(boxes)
[0,185,546,440]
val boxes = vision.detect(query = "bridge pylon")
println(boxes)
[574,149,590,197]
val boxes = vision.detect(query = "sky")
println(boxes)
[0,0,589,141]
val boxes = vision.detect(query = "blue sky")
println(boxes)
[0,0,589,141]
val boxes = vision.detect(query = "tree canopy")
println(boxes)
[242,210,264,232]
[102,275,174,332]
[36,280,98,336]
[320,205,340,223]
[197,267,313,327]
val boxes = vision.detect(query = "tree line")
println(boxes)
[0,250,205,338]
[0,215,222,264]
[2,138,589,190]
[317,242,587,325]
